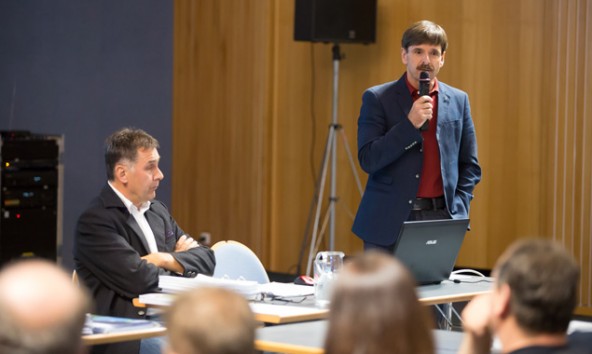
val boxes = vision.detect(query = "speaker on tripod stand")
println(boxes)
[293,0,377,275]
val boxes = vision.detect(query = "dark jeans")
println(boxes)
[363,208,452,252]
[407,208,451,222]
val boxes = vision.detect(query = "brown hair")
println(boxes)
[494,238,580,334]
[104,127,159,180]
[324,251,434,354]
[165,287,256,354]
[401,20,448,53]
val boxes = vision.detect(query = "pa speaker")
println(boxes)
[294,0,377,44]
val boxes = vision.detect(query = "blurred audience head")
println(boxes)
[458,238,582,354]
[493,238,579,334]
[324,250,434,354]
[165,287,257,354]
[0,258,92,354]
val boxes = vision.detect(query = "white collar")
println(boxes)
[108,181,151,214]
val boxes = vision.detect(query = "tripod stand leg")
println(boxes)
[303,124,364,275]
[298,43,364,276]
[305,126,336,276]
[313,202,334,254]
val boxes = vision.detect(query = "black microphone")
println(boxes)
[419,71,430,131]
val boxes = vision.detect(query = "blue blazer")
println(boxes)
[352,74,481,246]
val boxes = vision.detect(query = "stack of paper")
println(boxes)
[138,293,175,307]
[82,314,161,335]
[158,274,260,297]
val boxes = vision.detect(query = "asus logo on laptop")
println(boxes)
[426,240,438,245]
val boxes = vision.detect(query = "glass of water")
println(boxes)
[313,251,344,308]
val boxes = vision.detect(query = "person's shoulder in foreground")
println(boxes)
[458,238,589,354]
[164,286,257,354]
[568,330,592,354]
[0,258,92,354]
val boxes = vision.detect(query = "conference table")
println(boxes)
[81,319,466,352]
[417,276,493,305]
[256,319,592,354]
[83,276,492,346]
[255,319,466,354]
[135,276,493,324]
[82,326,167,346]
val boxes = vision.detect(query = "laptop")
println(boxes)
[393,218,469,285]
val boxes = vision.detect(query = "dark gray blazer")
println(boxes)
[74,184,215,354]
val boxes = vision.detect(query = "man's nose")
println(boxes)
[421,52,430,63]
[155,167,164,181]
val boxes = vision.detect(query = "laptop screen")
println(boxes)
[393,219,469,285]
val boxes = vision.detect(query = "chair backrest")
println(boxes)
[211,240,270,284]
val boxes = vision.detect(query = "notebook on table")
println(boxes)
[393,218,469,285]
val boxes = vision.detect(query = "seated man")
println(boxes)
[74,127,216,354]
[459,238,590,354]
[164,287,257,354]
[0,259,92,354]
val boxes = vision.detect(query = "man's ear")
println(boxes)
[114,163,128,184]
[401,47,408,65]
[492,283,512,319]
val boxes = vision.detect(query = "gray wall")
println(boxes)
[0,0,173,269]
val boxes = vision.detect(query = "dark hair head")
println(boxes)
[401,20,448,53]
[494,238,580,334]
[324,251,434,354]
[104,128,159,180]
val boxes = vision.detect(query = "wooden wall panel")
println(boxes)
[173,0,592,312]
[542,0,592,314]
[172,1,273,262]
[447,1,547,268]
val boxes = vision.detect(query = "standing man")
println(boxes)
[352,20,481,251]
[74,127,216,354]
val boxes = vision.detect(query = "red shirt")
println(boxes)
[405,75,444,198]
